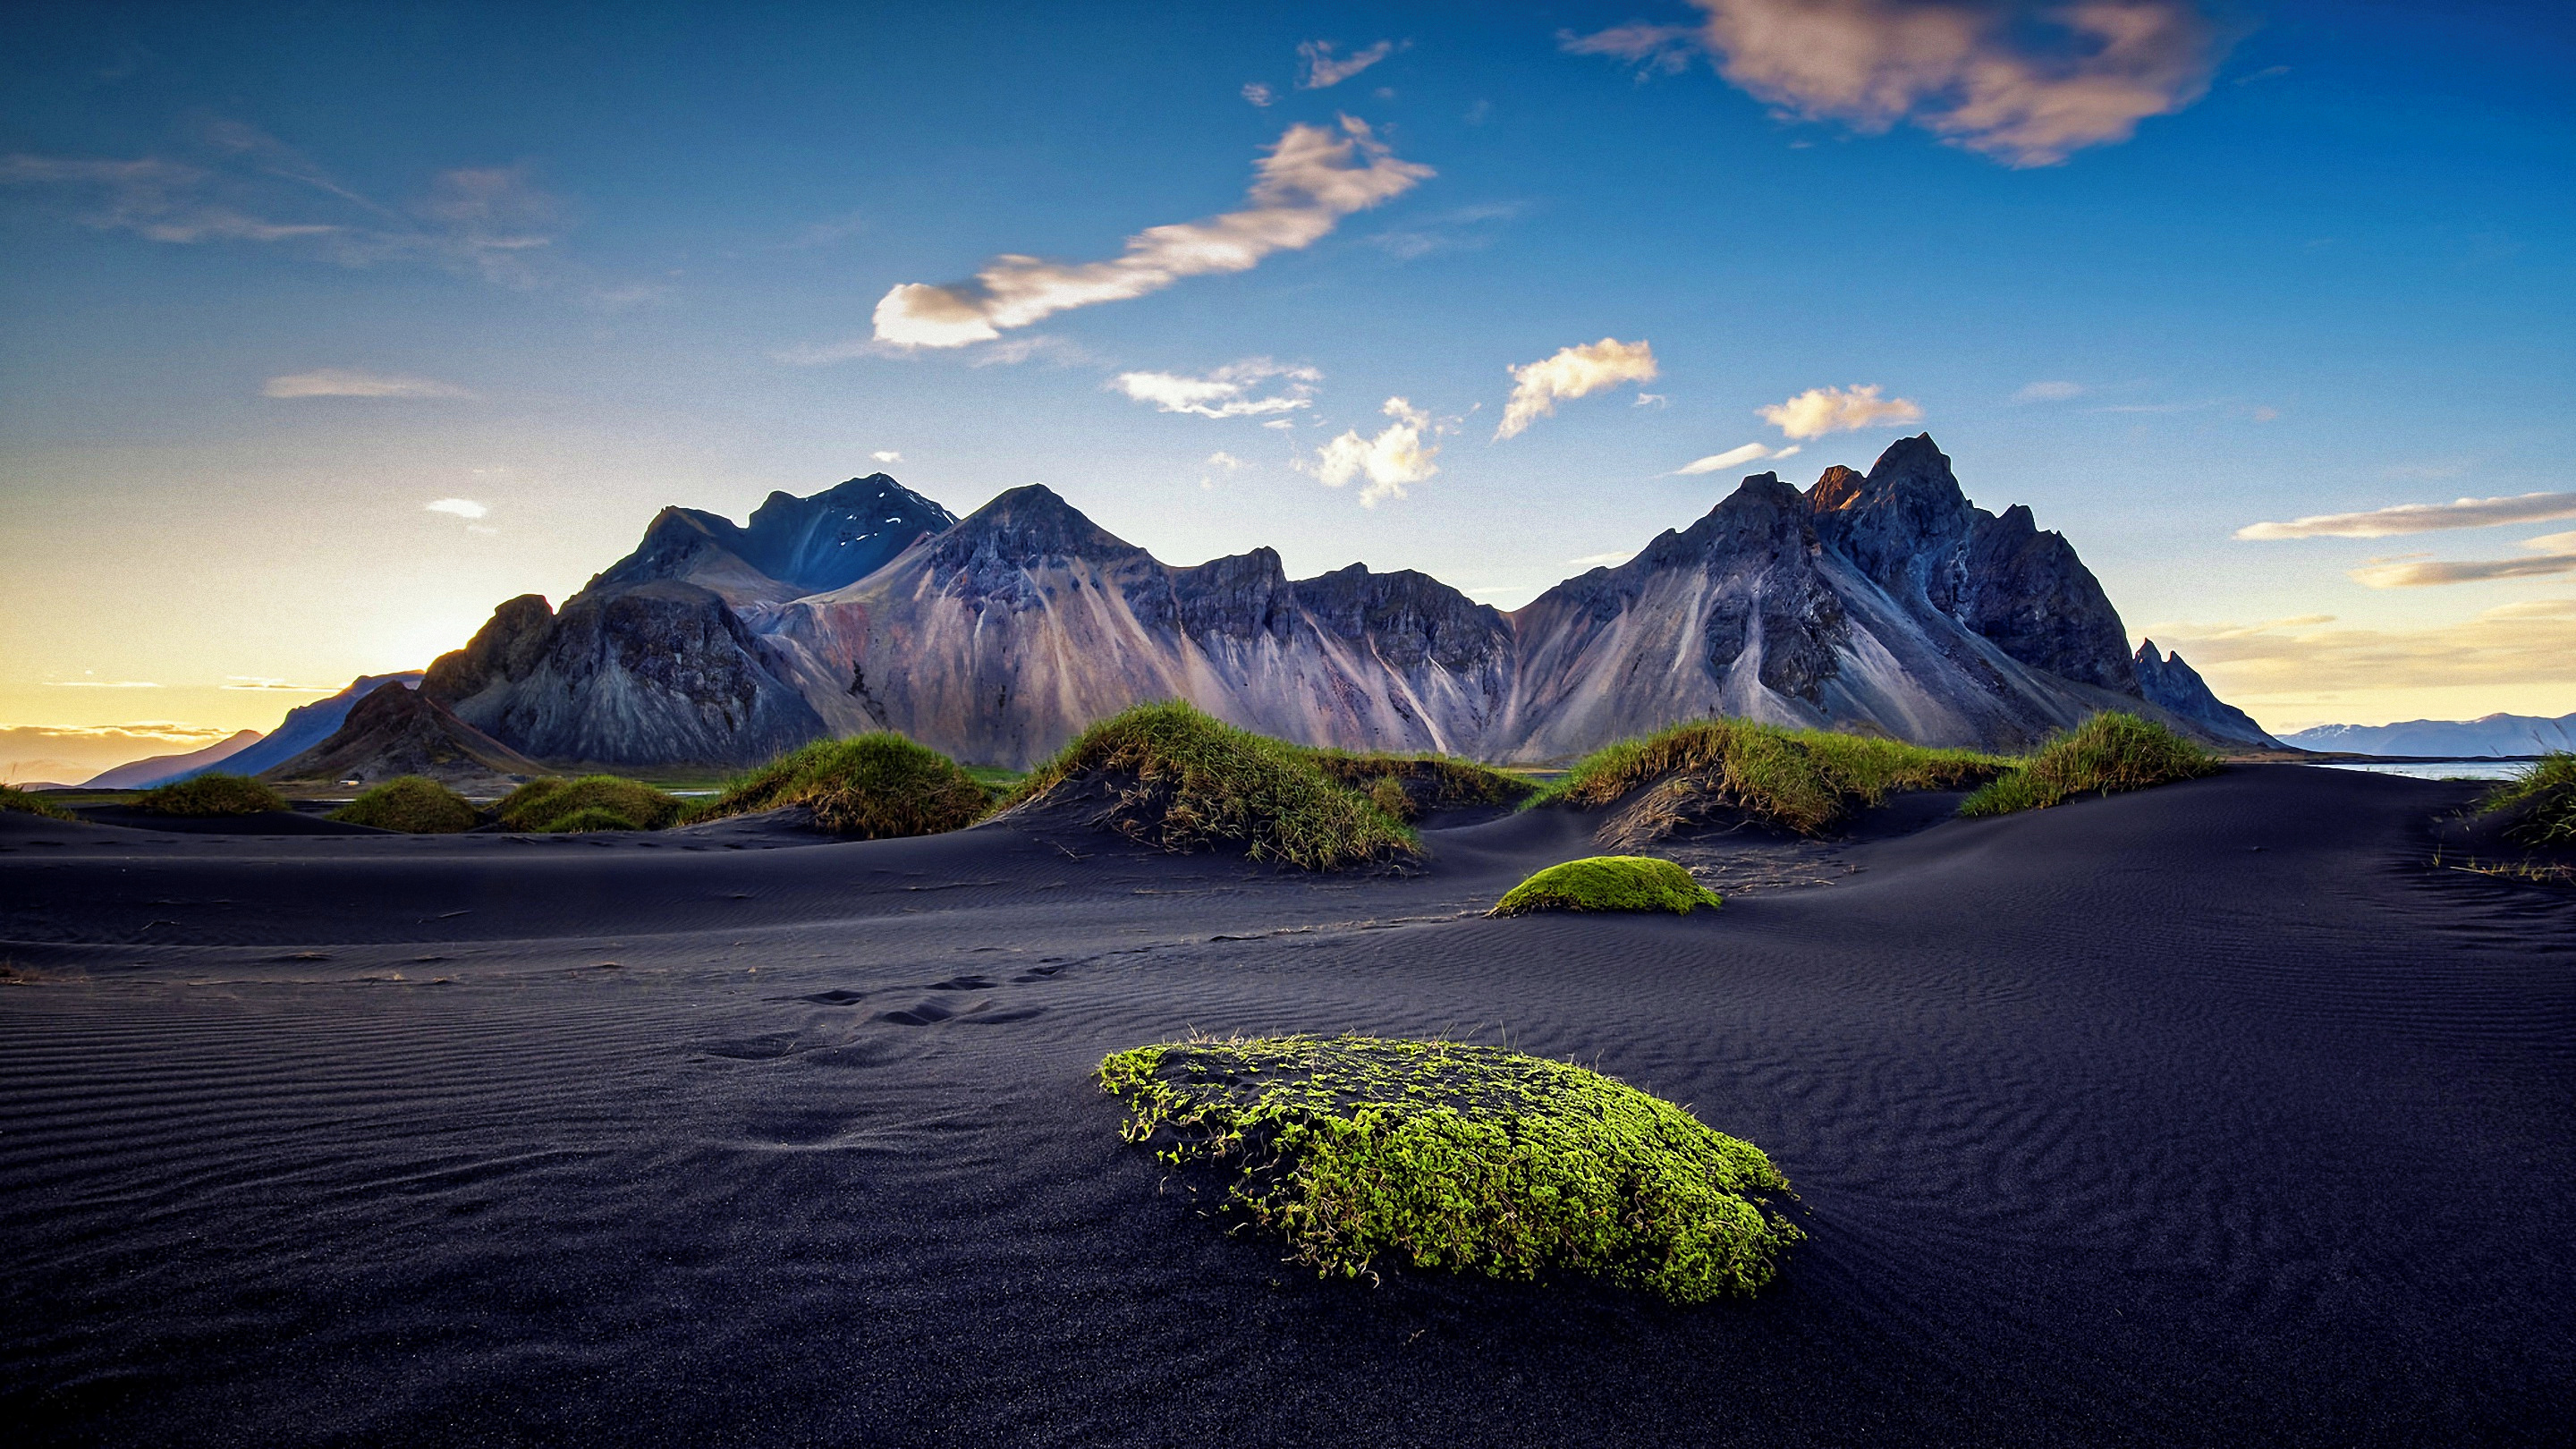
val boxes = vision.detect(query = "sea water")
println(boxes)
[2311,759,2530,782]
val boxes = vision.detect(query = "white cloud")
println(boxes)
[2236,491,2576,541]
[1302,397,1439,506]
[872,119,1431,349]
[871,450,902,463]
[2148,605,2576,694]
[2350,530,2576,589]
[1207,451,1247,471]
[1758,384,1922,439]
[2014,379,2085,402]
[263,369,471,399]
[1299,39,1398,89]
[1111,358,1320,419]
[1562,0,2226,167]
[425,497,488,519]
[1261,419,1296,430]
[1242,82,1275,107]
[1496,338,1659,440]
[1677,442,1781,474]
[1569,550,1638,568]
[2525,530,2576,554]
[45,678,162,688]
[223,677,342,691]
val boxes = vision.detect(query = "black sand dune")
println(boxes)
[3,767,2569,1445]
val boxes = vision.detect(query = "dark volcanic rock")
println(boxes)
[1288,564,1513,674]
[589,475,955,603]
[263,682,547,792]
[1963,504,2139,692]
[2134,640,2279,747]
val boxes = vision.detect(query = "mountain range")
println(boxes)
[79,673,425,788]
[408,435,2275,769]
[2283,713,2576,758]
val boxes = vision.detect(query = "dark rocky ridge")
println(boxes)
[262,681,547,793]
[2133,641,2280,747]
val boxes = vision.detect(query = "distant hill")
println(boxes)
[262,681,547,793]
[2282,713,2576,758]
[82,728,264,789]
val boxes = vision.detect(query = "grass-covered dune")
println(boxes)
[1530,719,2004,845]
[2475,752,2575,848]
[1960,712,2220,817]
[1099,1035,1800,1303]
[997,702,1417,871]
[131,773,288,817]
[1491,856,1722,917]
[697,733,991,839]
[497,775,687,833]
[1,784,76,821]
[1307,750,1534,822]
[329,775,479,834]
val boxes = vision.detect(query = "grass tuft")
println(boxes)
[497,775,684,833]
[1098,1034,1800,1303]
[329,775,479,834]
[1001,702,1417,870]
[699,733,991,838]
[544,805,640,833]
[2474,752,2576,848]
[1958,712,2220,818]
[1532,719,2003,842]
[1490,856,1722,917]
[1,785,76,821]
[131,773,287,817]
[1306,750,1536,822]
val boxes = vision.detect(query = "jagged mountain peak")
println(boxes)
[935,484,1143,564]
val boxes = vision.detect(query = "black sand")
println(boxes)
[4,767,2569,1445]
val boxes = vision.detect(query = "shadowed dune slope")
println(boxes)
[0,767,2569,1446]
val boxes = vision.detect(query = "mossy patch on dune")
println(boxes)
[1307,750,1535,822]
[699,733,990,838]
[329,775,479,833]
[1001,702,1416,871]
[2476,752,2576,848]
[497,775,685,833]
[1491,856,1722,917]
[1958,711,2219,818]
[1533,719,2003,843]
[131,773,287,817]
[1,784,76,821]
[1099,1035,1800,1303]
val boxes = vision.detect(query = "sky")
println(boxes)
[4,1,2572,781]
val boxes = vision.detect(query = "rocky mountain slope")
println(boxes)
[263,681,547,793]
[82,729,263,790]
[2284,712,2576,757]
[428,436,2262,767]
[2134,641,2279,747]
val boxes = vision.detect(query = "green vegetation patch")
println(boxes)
[1533,718,2004,843]
[1002,702,1416,870]
[328,775,479,833]
[699,733,991,838]
[1959,711,2221,818]
[1,784,76,821]
[1491,855,1722,917]
[1307,749,1536,822]
[2476,752,2576,848]
[1098,1035,1800,1302]
[497,775,685,833]
[131,773,288,817]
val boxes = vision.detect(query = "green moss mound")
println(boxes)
[700,733,991,838]
[1959,711,2221,817]
[496,775,684,833]
[1491,855,1722,917]
[2477,752,2576,847]
[1534,719,2003,842]
[1001,702,1416,870]
[328,775,479,833]
[544,805,640,833]
[1,785,76,821]
[1307,750,1536,822]
[1099,1035,1800,1302]
[131,773,287,817]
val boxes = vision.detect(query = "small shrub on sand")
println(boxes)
[700,733,990,838]
[131,773,287,817]
[1959,712,2220,818]
[1491,856,1722,917]
[497,775,684,833]
[1000,702,1416,870]
[1,785,75,821]
[1307,750,1535,822]
[1532,719,2002,842]
[329,775,479,834]
[1099,1035,1800,1303]
[544,805,640,833]
[2475,753,2576,848]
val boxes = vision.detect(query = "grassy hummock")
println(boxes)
[699,733,991,838]
[131,773,288,817]
[496,775,686,833]
[1307,749,1536,822]
[329,775,479,833]
[2474,752,2576,847]
[1491,856,1722,917]
[1531,719,2003,841]
[1098,1035,1800,1303]
[1001,702,1417,870]
[1959,711,2220,818]
[1,784,76,821]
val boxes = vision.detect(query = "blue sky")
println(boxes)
[4,1,2572,776]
